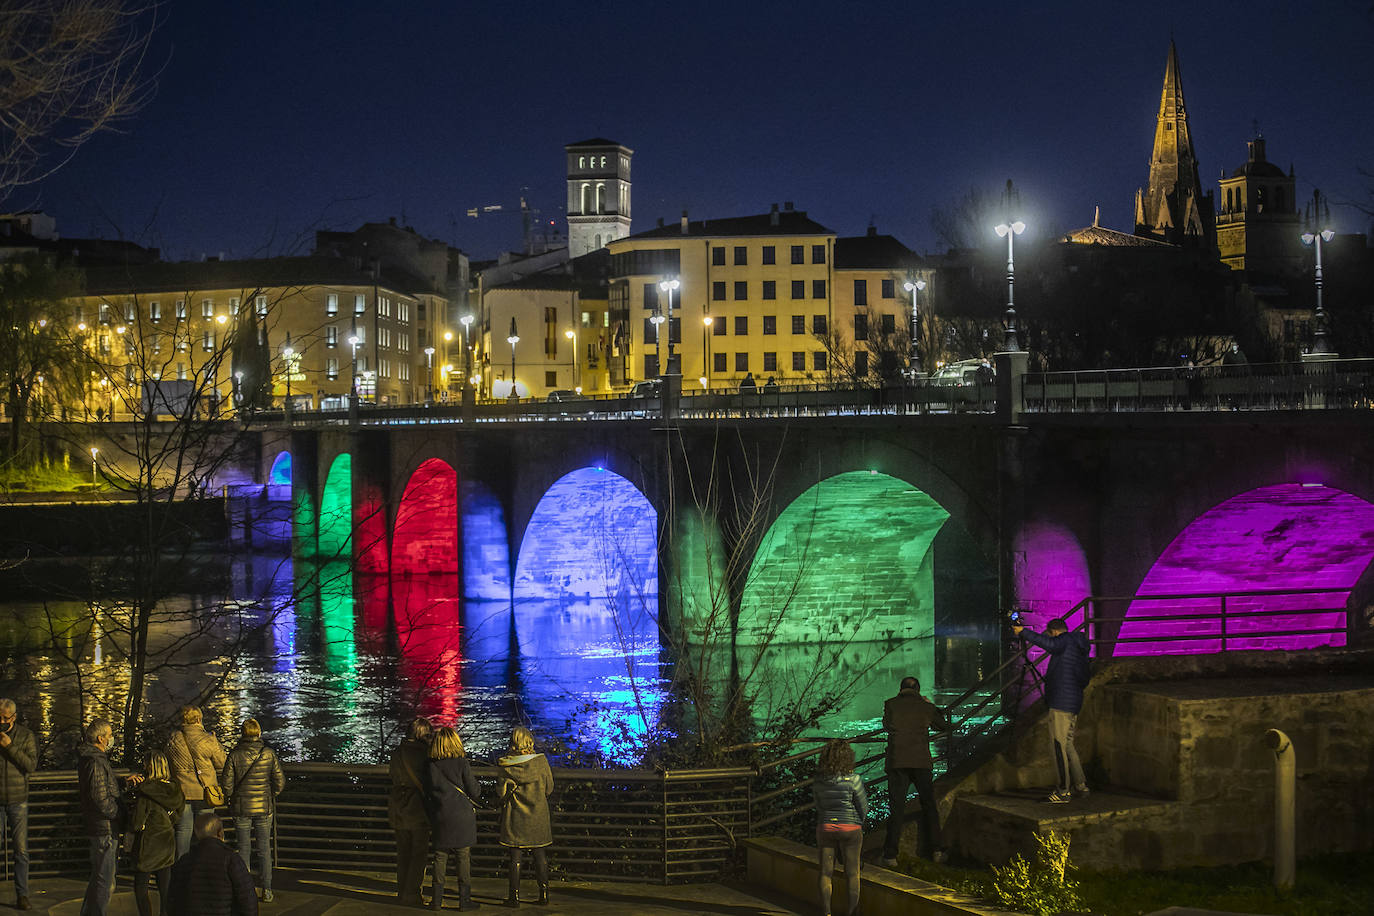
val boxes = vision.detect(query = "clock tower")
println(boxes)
[566,138,633,258]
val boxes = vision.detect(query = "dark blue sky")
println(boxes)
[25,0,1374,262]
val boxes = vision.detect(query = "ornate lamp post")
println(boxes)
[702,310,713,389]
[658,277,679,375]
[281,335,294,423]
[565,327,580,391]
[424,346,435,402]
[460,314,474,403]
[1301,189,1335,356]
[994,180,1026,352]
[903,275,927,375]
[506,317,520,401]
[90,446,98,489]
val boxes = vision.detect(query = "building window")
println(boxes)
[881,313,895,334]
[762,245,776,265]
[791,280,805,299]
[733,281,747,301]
[734,316,748,336]
[713,352,727,373]
[791,315,805,335]
[791,245,804,264]
[712,246,725,266]
[812,279,827,299]
[327,326,338,348]
[643,283,660,310]
[763,315,777,335]
[813,315,828,335]
[354,294,365,314]
[398,301,409,322]
[256,295,268,317]
[202,330,214,351]
[326,358,339,380]
[762,280,776,300]
[763,351,777,372]
[812,245,826,264]
[855,313,868,342]
[734,246,747,266]
[124,335,135,356]
[814,351,828,371]
[175,299,186,320]
[854,279,867,306]
[713,319,726,336]
[881,278,895,298]
[353,325,365,344]
[149,301,161,322]
[124,302,135,322]
[792,351,805,371]
[735,352,749,372]
[854,350,868,377]
[546,370,558,387]
[712,281,726,301]
[327,294,338,315]
[399,362,410,382]
[643,317,657,343]
[201,299,214,319]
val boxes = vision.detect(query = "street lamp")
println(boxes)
[506,317,520,401]
[993,180,1026,351]
[90,447,98,489]
[650,310,665,376]
[903,276,927,375]
[565,327,579,390]
[424,346,436,402]
[1301,188,1336,356]
[282,336,295,420]
[460,315,474,400]
[348,334,360,407]
[702,312,714,389]
[658,277,679,373]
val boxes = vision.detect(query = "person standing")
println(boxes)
[881,676,951,866]
[388,717,433,907]
[1013,617,1092,803]
[77,718,120,916]
[426,726,482,911]
[497,727,554,908]
[169,811,258,916]
[125,750,185,916]
[166,704,227,858]
[0,699,37,910]
[220,718,286,902]
[813,740,867,916]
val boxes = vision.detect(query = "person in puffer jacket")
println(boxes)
[220,718,285,902]
[166,704,227,859]
[813,740,867,916]
[125,750,185,916]
[1014,616,1092,803]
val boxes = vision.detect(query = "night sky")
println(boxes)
[24,0,1374,262]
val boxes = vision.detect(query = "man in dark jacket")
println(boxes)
[881,676,951,866]
[1014,617,1092,803]
[169,811,258,916]
[387,717,432,906]
[0,699,37,910]
[77,718,121,916]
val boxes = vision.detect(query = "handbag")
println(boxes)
[185,728,225,806]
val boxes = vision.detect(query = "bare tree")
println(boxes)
[0,0,158,205]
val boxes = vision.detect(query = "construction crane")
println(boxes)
[465,194,542,254]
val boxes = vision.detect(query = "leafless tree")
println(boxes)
[0,0,159,205]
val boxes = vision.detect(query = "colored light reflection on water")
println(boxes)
[1119,483,1374,654]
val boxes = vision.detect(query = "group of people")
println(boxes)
[0,704,283,916]
[813,617,1091,916]
[388,720,555,911]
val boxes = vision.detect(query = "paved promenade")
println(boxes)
[22,869,805,915]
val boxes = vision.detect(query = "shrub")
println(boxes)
[990,829,1084,916]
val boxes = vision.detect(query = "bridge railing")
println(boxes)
[1024,358,1374,413]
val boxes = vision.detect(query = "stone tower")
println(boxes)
[1215,136,1302,275]
[565,138,632,258]
[1134,42,1215,248]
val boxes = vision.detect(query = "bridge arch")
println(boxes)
[317,453,353,561]
[268,451,292,486]
[392,458,459,577]
[1117,482,1374,655]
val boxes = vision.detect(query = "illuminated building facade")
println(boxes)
[1215,137,1303,275]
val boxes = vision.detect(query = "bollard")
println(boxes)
[1264,728,1295,890]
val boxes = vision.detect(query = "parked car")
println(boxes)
[929,359,992,387]
[546,389,585,403]
[630,380,662,398]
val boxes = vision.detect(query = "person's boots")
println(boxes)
[535,856,549,905]
[504,856,521,908]
[459,884,483,911]
[431,874,445,910]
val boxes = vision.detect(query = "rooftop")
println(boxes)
[626,208,833,241]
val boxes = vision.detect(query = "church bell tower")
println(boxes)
[565,139,633,258]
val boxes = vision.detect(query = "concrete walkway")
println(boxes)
[18,869,806,914]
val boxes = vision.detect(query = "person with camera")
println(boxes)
[1012,615,1092,803]
[0,699,36,910]
[220,718,285,903]
[166,704,227,859]
[880,676,950,867]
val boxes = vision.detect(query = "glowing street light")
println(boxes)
[282,336,295,420]
[424,346,436,402]
[506,317,520,401]
[348,334,360,408]
[90,447,98,489]
[658,277,680,374]
[702,311,714,389]
[993,179,1026,351]
[1301,189,1336,356]
[565,327,579,390]
[459,316,474,402]
[903,276,927,375]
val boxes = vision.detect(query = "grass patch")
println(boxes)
[892,850,1374,915]
[0,461,92,493]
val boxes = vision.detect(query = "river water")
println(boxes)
[0,551,992,767]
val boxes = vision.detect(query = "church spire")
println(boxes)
[1134,41,1214,248]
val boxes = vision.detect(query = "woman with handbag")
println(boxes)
[125,750,185,916]
[497,726,554,908]
[220,717,286,903]
[165,704,226,859]
[426,726,482,911]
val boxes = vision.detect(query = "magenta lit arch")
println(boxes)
[1117,483,1374,655]
[391,458,459,577]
